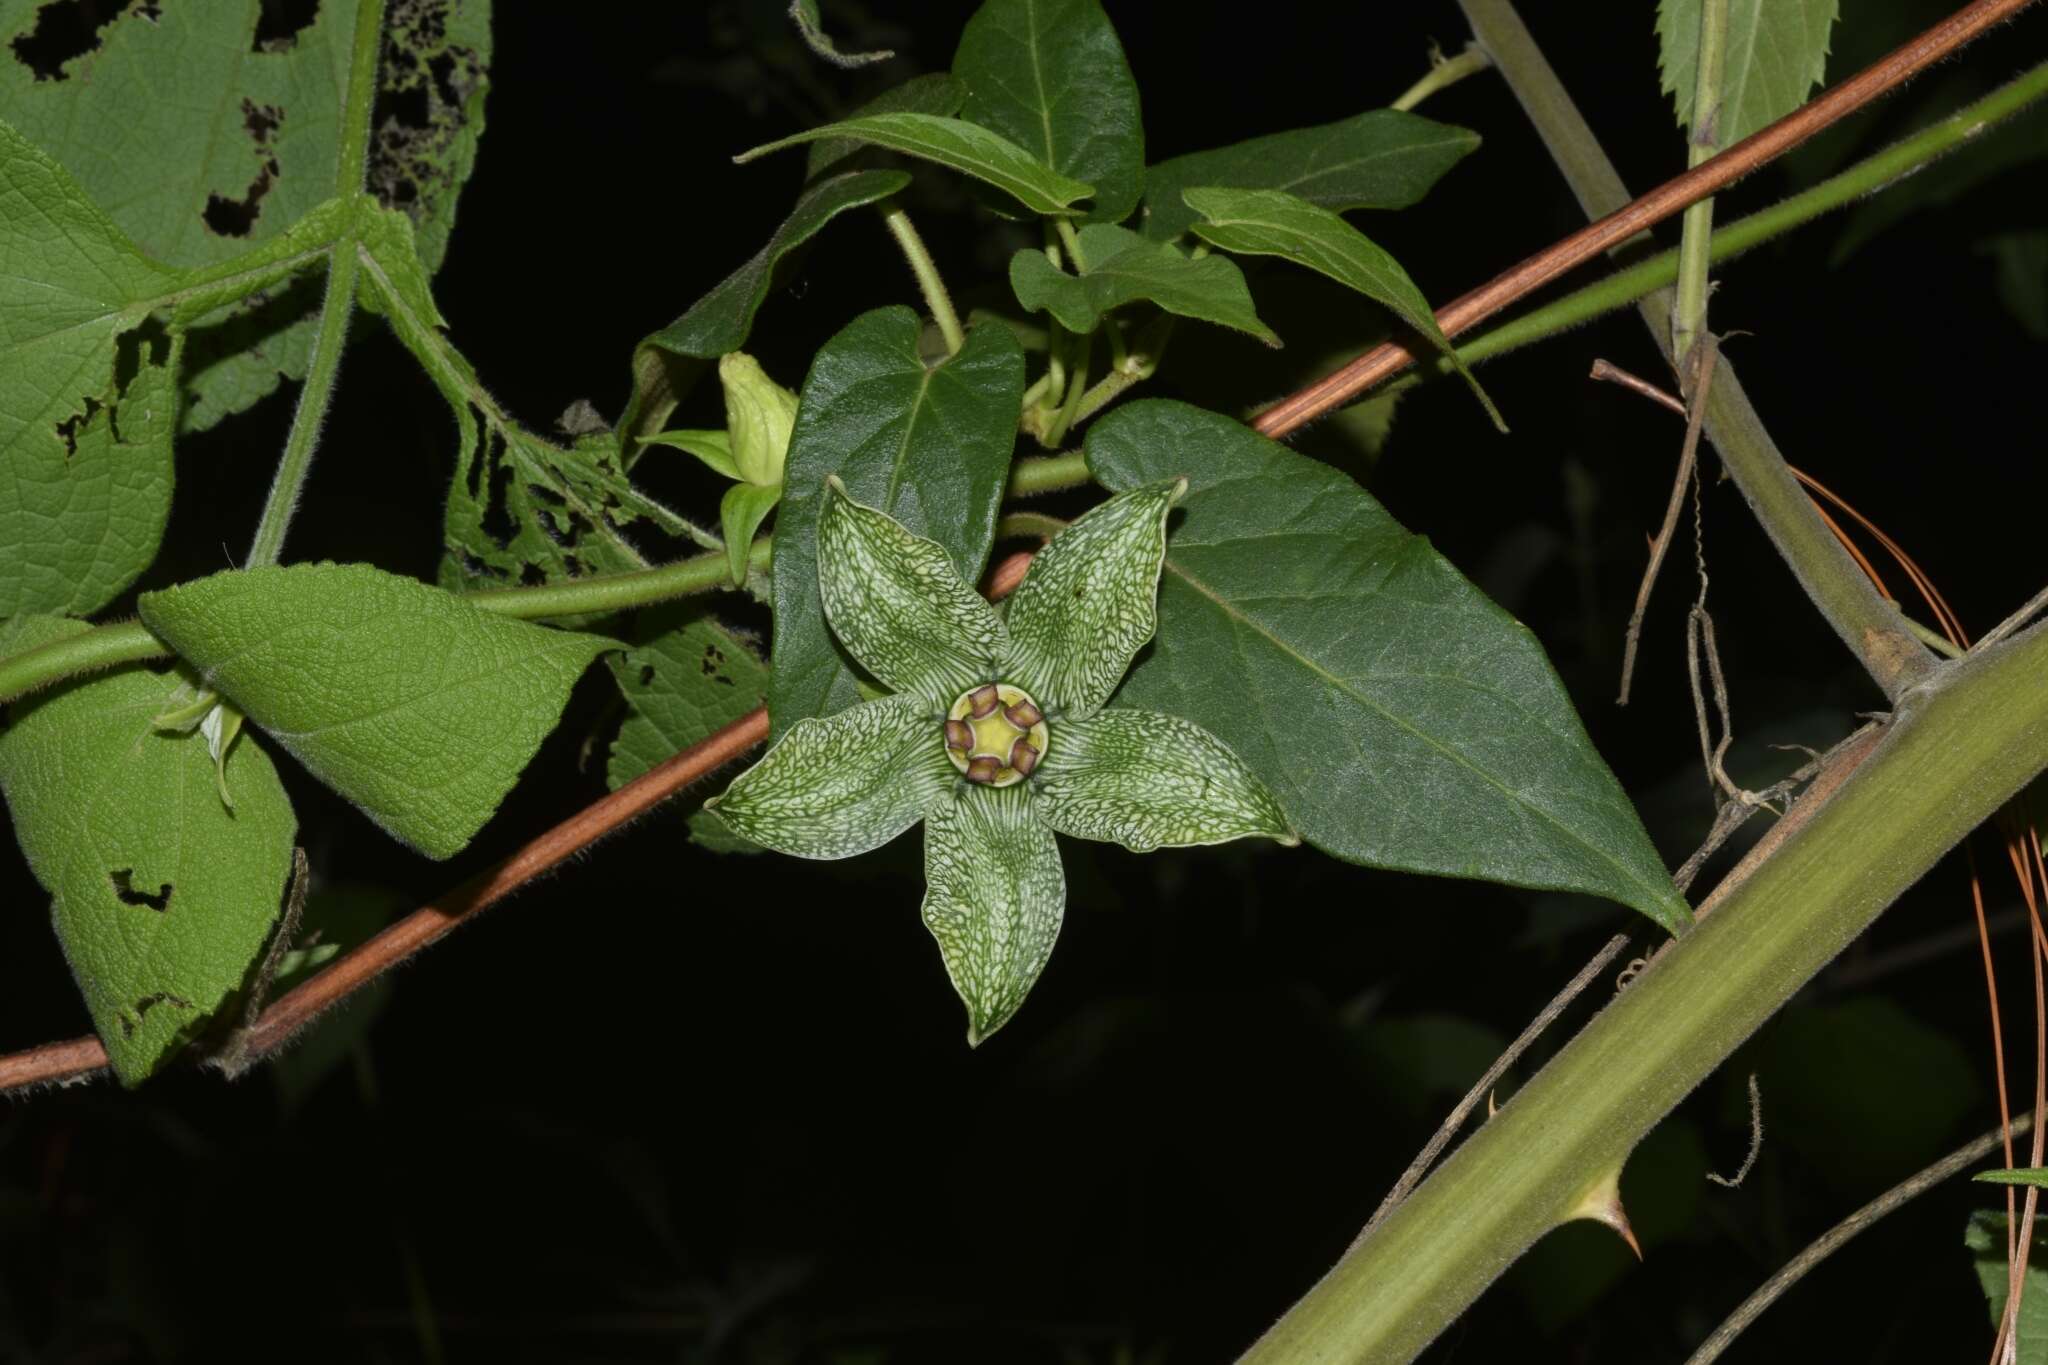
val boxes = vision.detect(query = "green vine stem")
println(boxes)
[1389,42,1493,112]
[242,0,387,569]
[879,205,965,355]
[1246,619,2048,1361]
[1462,0,1937,702]
[1008,452,1090,496]
[1671,0,1729,371]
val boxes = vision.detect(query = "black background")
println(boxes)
[4,1,2047,1360]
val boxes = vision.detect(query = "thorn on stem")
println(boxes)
[1567,1167,1643,1260]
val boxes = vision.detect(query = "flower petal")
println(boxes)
[1036,707,1297,852]
[706,695,950,858]
[818,477,1005,704]
[998,479,1183,718]
[921,784,1065,1046]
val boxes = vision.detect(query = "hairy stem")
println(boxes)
[880,205,965,355]
[0,622,169,706]
[1462,0,1938,701]
[1247,622,2048,1362]
[1672,0,1729,370]
[1390,42,1493,112]
[1008,452,1090,497]
[464,537,772,620]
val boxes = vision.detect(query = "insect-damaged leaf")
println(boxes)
[0,616,298,1086]
[1086,401,1689,933]
[139,564,611,860]
[767,308,1024,737]
[350,203,715,592]
[0,0,492,431]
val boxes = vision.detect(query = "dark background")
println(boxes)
[4,1,2047,1360]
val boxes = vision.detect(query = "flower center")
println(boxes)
[943,683,1049,788]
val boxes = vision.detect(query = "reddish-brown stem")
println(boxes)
[1250,0,2038,440]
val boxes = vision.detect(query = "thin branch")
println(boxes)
[1684,1114,2035,1365]
[1354,930,1632,1243]
[1389,42,1493,113]
[879,205,965,356]
[1617,339,1718,702]
[1251,0,2038,439]
[1979,582,2048,653]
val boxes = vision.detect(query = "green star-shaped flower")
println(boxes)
[707,475,1297,1045]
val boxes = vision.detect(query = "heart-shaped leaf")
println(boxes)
[768,308,1024,736]
[0,617,298,1086]
[139,564,611,859]
[1087,400,1688,933]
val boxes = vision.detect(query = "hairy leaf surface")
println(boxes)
[1086,401,1687,932]
[768,309,1023,736]
[951,0,1143,223]
[0,616,297,1086]
[1658,0,1836,144]
[140,564,610,860]
[1142,109,1479,242]
[0,0,491,430]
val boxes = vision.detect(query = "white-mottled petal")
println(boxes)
[706,695,951,858]
[1036,707,1297,852]
[818,478,1004,704]
[921,784,1066,1046]
[998,479,1183,719]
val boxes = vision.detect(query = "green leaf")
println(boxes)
[768,309,1024,736]
[350,203,716,590]
[0,616,297,1086]
[138,563,610,860]
[1037,707,1295,852]
[1185,187,1503,431]
[1142,109,1480,242]
[0,0,491,432]
[951,0,1143,224]
[736,114,1094,216]
[1086,401,1690,933]
[807,73,966,178]
[608,610,765,765]
[620,169,912,459]
[708,695,952,859]
[921,784,1064,1046]
[640,429,741,481]
[1658,0,1837,145]
[1974,1168,2048,1188]
[1000,480,1181,721]
[788,0,892,68]
[720,482,783,588]
[817,479,1004,705]
[1967,1212,2048,1355]
[1008,224,1278,344]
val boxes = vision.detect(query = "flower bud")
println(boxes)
[718,351,798,486]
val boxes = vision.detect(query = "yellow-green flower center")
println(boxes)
[943,683,1049,788]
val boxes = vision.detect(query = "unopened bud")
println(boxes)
[718,351,798,486]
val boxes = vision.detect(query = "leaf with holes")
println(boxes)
[0,0,492,431]
[139,564,611,860]
[350,203,716,592]
[1008,223,1277,343]
[0,616,298,1086]
[951,0,1143,224]
[767,308,1024,736]
[736,114,1093,216]
[1141,108,1479,242]
[1657,0,1837,145]
[1185,187,1501,430]
[620,169,911,462]
[1086,400,1689,933]
[608,607,769,852]
[0,118,324,618]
